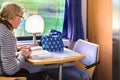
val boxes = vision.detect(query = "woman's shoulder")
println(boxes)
[0,23,11,33]
[0,23,13,38]
[0,23,8,29]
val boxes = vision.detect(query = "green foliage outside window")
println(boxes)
[0,0,65,37]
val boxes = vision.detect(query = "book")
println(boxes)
[30,49,51,60]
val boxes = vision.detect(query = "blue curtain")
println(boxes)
[62,0,84,42]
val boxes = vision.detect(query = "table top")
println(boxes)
[27,46,85,65]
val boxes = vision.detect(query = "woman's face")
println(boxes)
[12,10,24,29]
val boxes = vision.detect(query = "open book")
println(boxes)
[30,46,51,60]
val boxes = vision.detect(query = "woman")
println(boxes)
[0,2,45,78]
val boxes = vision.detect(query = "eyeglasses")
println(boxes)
[16,14,24,20]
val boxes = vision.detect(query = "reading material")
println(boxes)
[30,46,51,60]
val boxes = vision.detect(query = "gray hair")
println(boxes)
[0,2,23,20]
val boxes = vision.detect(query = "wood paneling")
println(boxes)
[87,0,112,80]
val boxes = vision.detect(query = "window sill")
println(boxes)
[17,39,70,47]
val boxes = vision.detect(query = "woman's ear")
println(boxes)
[12,14,16,20]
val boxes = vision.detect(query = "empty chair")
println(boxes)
[47,39,100,80]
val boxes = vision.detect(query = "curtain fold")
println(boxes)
[62,0,84,42]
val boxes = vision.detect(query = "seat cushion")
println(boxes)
[0,76,26,80]
[47,66,89,80]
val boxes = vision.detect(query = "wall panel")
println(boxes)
[87,0,112,80]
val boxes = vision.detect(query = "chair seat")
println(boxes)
[47,66,89,80]
[0,76,26,80]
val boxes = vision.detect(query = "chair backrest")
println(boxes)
[73,39,99,66]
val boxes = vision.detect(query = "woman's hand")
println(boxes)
[19,45,32,57]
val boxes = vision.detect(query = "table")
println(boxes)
[27,46,85,80]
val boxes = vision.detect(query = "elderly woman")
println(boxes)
[0,2,46,79]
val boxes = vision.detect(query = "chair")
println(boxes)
[0,76,26,80]
[0,70,47,80]
[47,39,100,80]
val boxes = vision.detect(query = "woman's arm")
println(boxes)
[0,27,26,75]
